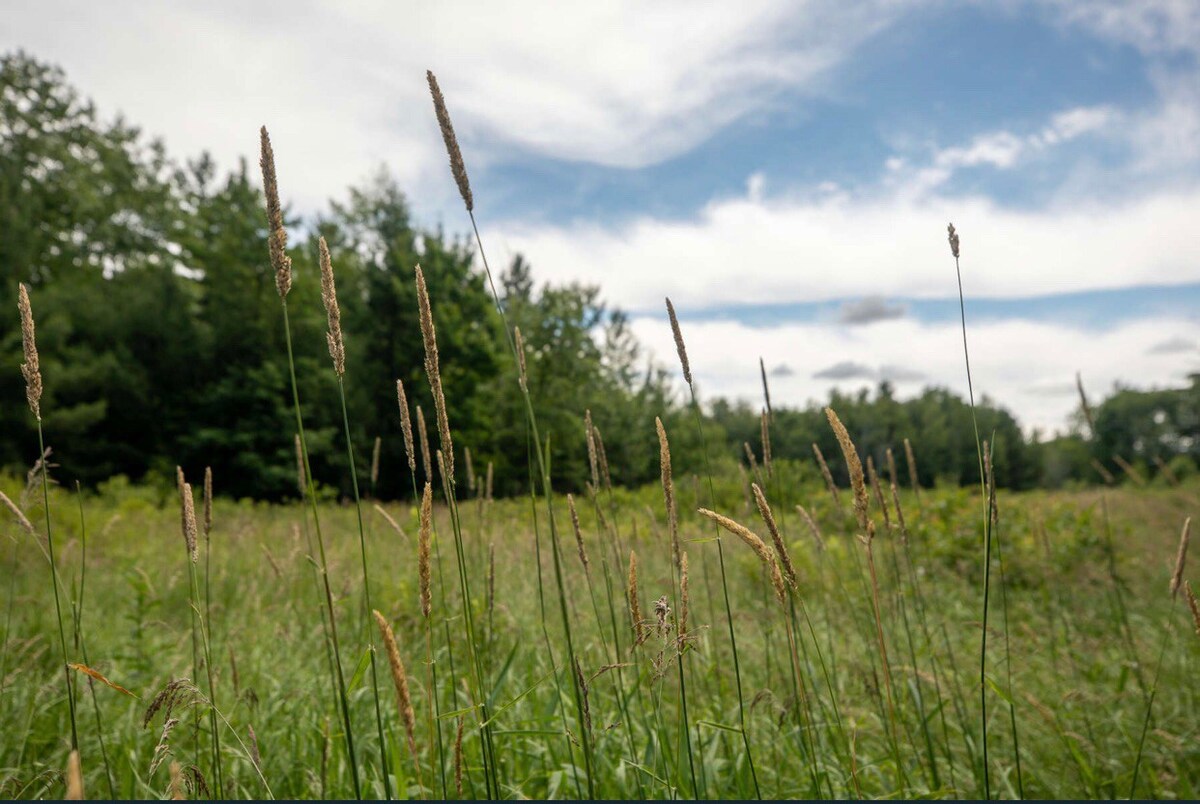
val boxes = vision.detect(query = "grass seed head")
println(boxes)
[753,483,795,588]
[0,489,35,536]
[419,482,433,618]
[427,70,473,212]
[415,265,454,482]
[1171,517,1191,599]
[65,749,83,800]
[656,417,680,568]
[180,482,198,562]
[947,221,960,259]
[1185,580,1200,638]
[373,609,420,773]
[628,550,643,642]
[826,407,869,533]
[813,443,841,507]
[515,326,528,391]
[17,283,42,419]
[567,493,590,573]
[417,404,432,485]
[396,380,416,475]
[665,297,692,386]
[318,237,345,376]
[202,466,213,536]
[258,127,292,298]
[371,436,381,489]
[796,503,825,550]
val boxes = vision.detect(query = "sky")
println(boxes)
[6,0,1200,434]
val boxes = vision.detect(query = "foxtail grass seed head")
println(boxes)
[1185,581,1200,638]
[867,455,891,530]
[678,551,690,641]
[180,482,198,562]
[203,466,213,536]
[318,237,345,376]
[1155,455,1180,486]
[1076,372,1095,437]
[396,380,416,475]
[417,404,432,484]
[760,409,772,478]
[248,724,261,770]
[743,442,759,477]
[813,443,841,506]
[752,484,795,588]
[593,426,612,492]
[656,417,680,567]
[415,265,454,481]
[628,550,643,641]
[485,461,494,503]
[373,610,420,771]
[374,503,407,540]
[826,407,869,532]
[984,441,998,525]
[427,70,473,212]
[891,481,907,540]
[886,447,899,486]
[0,489,35,536]
[259,127,292,298]
[947,222,960,259]
[567,493,590,573]
[665,297,692,386]
[419,482,433,618]
[759,357,772,420]
[17,283,42,419]
[796,503,825,550]
[904,438,921,499]
[585,409,599,489]
[697,508,774,568]
[1170,517,1191,599]
[65,749,83,800]
[654,595,672,637]
[514,326,528,391]
[768,557,787,606]
[371,436,381,489]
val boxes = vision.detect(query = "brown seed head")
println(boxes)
[169,760,185,799]
[567,493,590,573]
[947,222,960,259]
[584,409,599,489]
[419,482,433,618]
[665,297,692,386]
[1090,458,1116,485]
[180,482,198,562]
[415,265,454,482]
[17,284,42,420]
[66,749,83,800]
[374,503,407,540]
[426,70,473,212]
[464,446,475,495]
[904,438,921,500]
[485,461,494,503]
[759,357,772,420]
[318,237,345,376]
[1185,580,1200,638]
[593,426,612,492]
[259,127,292,298]
[984,441,998,525]
[826,408,869,532]
[1113,455,1145,486]
[628,550,643,642]
[656,417,680,568]
[203,466,213,536]
[373,610,420,774]
[514,326,528,391]
[752,483,795,588]
[417,404,432,485]
[396,380,416,475]
[678,551,690,641]
[453,716,465,797]
[760,409,772,478]
[697,507,774,568]
[813,443,841,507]
[0,489,35,536]
[1170,517,1191,599]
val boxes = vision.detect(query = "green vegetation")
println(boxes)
[1,50,1198,802]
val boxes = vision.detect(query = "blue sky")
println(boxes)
[7,0,1200,432]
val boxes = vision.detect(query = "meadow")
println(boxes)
[1,70,1198,801]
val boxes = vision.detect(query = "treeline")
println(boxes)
[2,52,1197,500]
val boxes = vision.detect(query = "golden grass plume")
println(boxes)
[18,283,42,419]
[258,127,291,299]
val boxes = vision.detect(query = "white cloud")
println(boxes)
[1042,0,1200,57]
[630,313,1200,433]
[494,185,1200,310]
[2,0,914,212]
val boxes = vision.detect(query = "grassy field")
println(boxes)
[1,468,1196,799]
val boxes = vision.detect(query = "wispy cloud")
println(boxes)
[814,361,876,380]
[1147,336,1197,355]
